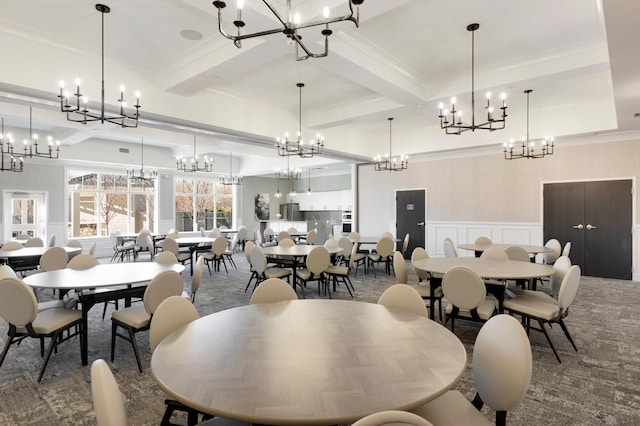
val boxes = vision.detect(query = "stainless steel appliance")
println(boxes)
[342,210,352,234]
[280,203,301,221]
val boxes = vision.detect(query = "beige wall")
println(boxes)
[358,138,640,229]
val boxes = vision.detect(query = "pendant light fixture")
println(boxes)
[374,118,408,172]
[220,151,242,185]
[277,83,324,158]
[437,23,507,135]
[0,118,23,172]
[58,4,141,128]
[212,0,365,61]
[127,138,157,181]
[176,135,214,172]
[504,90,554,159]
[307,168,312,195]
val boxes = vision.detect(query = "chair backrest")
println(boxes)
[149,296,200,353]
[286,227,298,234]
[411,247,430,281]
[1,241,23,250]
[263,227,274,242]
[337,237,353,258]
[480,246,508,261]
[352,410,434,426]
[0,265,17,279]
[306,246,331,275]
[244,240,256,264]
[402,233,410,254]
[89,242,97,256]
[229,233,240,251]
[191,256,204,296]
[48,234,56,248]
[143,270,184,315]
[208,229,221,238]
[139,228,151,236]
[67,239,83,250]
[15,234,30,241]
[254,227,264,245]
[377,284,428,318]
[505,245,530,262]
[306,229,318,245]
[376,237,395,258]
[473,314,532,413]
[145,235,155,259]
[557,265,581,310]
[0,277,38,327]
[24,237,44,247]
[109,232,118,248]
[549,255,571,297]
[562,241,572,258]
[237,226,248,240]
[212,236,228,256]
[67,254,99,270]
[249,245,267,274]
[324,237,339,248]
[393,251,408,284]
[277,231,291,242]
[348,242,360,269]
[380,231,393,239]
[40,247,68,271]
[543,238,562,264]
[249,278,298,304]
[347,231,360,239]
[136,233,149,248]
[154,251,178,265]
[278,238,296,247]
[162,237,180,255]
[443,237,457,258]
[474,236,492,245]
[442,266,486,311]
[91,359,128,426]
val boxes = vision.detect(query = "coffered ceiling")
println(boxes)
[0,0,637,176]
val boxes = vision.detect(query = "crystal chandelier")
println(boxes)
[0,119,23,173]
[176,135,214,172]
[504,90,555,160]
[437,23,507,135]
[127,138,157,181]
[220,152,243,185]
[0,108,60,161]
[374,118,408,172]
[58,4,141,128]
[277,83,324,158]
[212,0,365,61]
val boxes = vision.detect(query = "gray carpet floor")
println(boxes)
[0,252,639,425]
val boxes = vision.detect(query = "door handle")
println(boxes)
[586,224,597,230]
[417,222,425,227]
[572,224,584,230]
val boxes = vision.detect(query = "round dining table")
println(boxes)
[151,299,467,425]
[24,262,185,365]
[412,256,554,319]
[174,236,215,274]
[457,243,553,258]
[262,244,343,287]
[0,246,81,273]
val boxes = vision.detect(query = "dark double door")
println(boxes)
[543,180,632,279]
[396,190,426,256]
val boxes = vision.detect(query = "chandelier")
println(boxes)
[212,0,364,61]
[438,23,507,135]
[277,83,324,158]
[0,108,60,161]
[504,90,554,160]
[127,138,157,181]
[220,152,243,185]
[58,4,141,128]
[0,119,23,173]
[275,154,302,180]
[177,135,214,172]
[374,118,408,172]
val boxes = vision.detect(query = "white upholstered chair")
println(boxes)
[410,247,444,322]
[377,283,428,318]
[443,237,457,258]
[249,278,298,304]
[411,314,532,426]
[247,246,291,294]
[91,359,128,426]
[353,410,434,426]
[295,246,331,298]
[543,238,562,265]
[442,266,497,332]
[24,237,44,247]
[368,237,394,277]
[474,236,492,245]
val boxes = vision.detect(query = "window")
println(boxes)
[175,178,233,232]
[67,170,156,238]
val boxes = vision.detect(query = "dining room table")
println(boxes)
[23,262,185,365]
[261,244,343,287]
[0,246,82,273]
[457,242,554,259]
[151,299,467,425]
[412,256,554,320]
[174,236,215,275]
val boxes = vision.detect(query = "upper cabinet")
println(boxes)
[299,190,352,211]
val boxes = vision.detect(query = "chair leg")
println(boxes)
[110,322,117,362]
[37,330,62,382]
[558,318,578,352]
[125,326,144,373]
[0,334,15,368]
[537,318,562,363]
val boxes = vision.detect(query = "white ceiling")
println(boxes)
[0,0,638,177]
